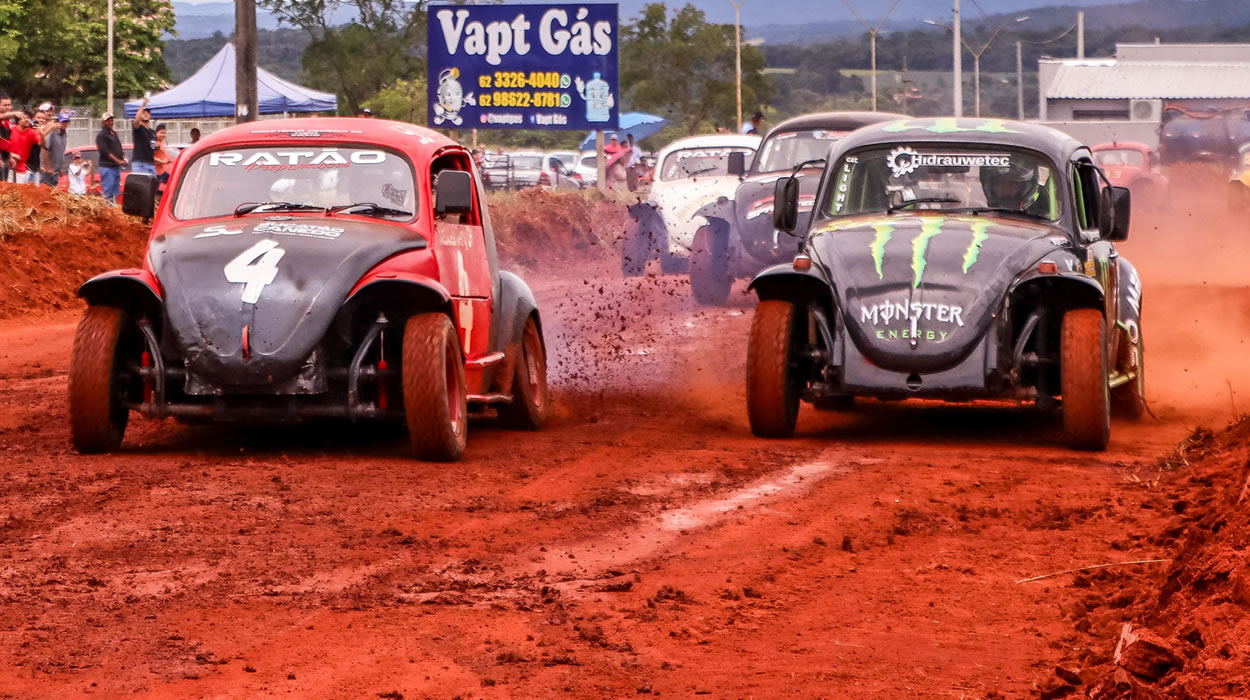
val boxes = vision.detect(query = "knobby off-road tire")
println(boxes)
[402,313,468,461]
[1061,308,1111,450]
[747,300,801,438]
[621,216,654,277]
[690,224,731,306]
[68,305,131,453]
[497,316,549,430]
[1112,316,1146,420]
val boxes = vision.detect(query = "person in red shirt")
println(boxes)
[1,114,42,183]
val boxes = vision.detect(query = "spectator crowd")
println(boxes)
[0,93,185,203]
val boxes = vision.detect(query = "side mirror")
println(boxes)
[727,150,746,177]
[1098,186,1131,242]
[435,170,474,215]
[773,176,800,233]
[121,172,156,220]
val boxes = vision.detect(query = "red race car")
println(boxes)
[1091,141,1169,211]
[69,118,549,460]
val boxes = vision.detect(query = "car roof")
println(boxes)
[1091,141,1152,151]
[657,133,761,159]
[767,111,906,136]
[191,117,460,161]
[833,117,1088,165]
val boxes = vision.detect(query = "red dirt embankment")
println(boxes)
[0,183,149,320]
[1043,418,1250,699]
[487,188,630,269]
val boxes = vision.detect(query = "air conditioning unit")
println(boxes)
[1130,99,1162,123]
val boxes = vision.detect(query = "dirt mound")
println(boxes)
[1045,419,1250,699]
[488,188,631,270]
[0,184,149,320]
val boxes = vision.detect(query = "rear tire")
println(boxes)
[402,313,468,461]
[1061,308,1111,450]
[497,316,549,430]
[621,212,656,277]
[1112,319,1146,420]
[747,300,801,438]
[68,306,132,453]
[690,224,731,306]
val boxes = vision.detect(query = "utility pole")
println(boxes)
[235,0,259,124]
[107,0,114,115]
[840,0,901,112]
[952,0,962,117]
[926,13,1027,117]
[1077,11,1085,59]
[731,0,743,131]
[1016,40,1024,120]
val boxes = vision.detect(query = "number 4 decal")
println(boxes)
[225,239,285,304]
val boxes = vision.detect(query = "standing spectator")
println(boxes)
[25,107,54,186]
[625,134,641,192]
[153,124,171,185]
[5,114,42,184]
[0,92,15,182]
[741,111,764,135]
[67,152,91,195]
[356,107,374,118]
[189,127,201,144]
[42,110,71,187]
[131,97,157,178]
[96,113,127,202]
[604,135,627,190]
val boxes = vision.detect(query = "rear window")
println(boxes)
[1093,149,1145,167]
[659,147,755,181]
[510,155,543,170]
[172,145,417,220]
[755,129,844,173]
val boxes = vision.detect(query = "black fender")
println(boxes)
[497,270,543,355]
[695,196,736,226]
[626,201,669,237]
[78,269,164,321]
[748,262,835,312]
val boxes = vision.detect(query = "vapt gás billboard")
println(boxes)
[427,3,619,131]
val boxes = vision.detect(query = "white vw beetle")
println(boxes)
[622,133,760,276]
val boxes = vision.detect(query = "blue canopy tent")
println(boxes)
[578,112,667,150]
[124,43,337,118]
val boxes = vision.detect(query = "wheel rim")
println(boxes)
[445,339,463,436]
[522,324,545,410]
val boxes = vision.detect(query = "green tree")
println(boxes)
[620,3,773,135]
[0,0,175,103]
[260,0,427,114]
[364,77,427,124]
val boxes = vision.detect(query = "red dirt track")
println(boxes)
[1,195,1249,697]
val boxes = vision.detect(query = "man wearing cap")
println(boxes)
[41,109,71,187]
[96,113,126,202]
[67,151,91,195]
[131,97,157,178]
[356,107,374,118]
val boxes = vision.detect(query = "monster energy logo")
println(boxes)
[859,216,989,286]
[881,118,1023,134]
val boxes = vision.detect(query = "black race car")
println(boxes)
[747,118,1144,450]
[689,111,902,305]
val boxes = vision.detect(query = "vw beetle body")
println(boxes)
[70,118,548,461]
[748,118,1144,450]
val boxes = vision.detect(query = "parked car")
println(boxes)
[574,151,598,186]
[57,144,134,196]
[621,133,761,276]
[69,118,549,461]
[690,111,902,304]
[1092,141,1169,211]
[749,117,1143,450]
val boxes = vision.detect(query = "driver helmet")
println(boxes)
[981,160,1040,210]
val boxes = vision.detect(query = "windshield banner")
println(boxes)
[427,3,619,131]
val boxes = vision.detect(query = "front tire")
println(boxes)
[497,316,549,430]
[1061,308,1111,450]
[402,313,468,461]
[690,223,732,306]
[747,300,802,438]
[68,306,133,453]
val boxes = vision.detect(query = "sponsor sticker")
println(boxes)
[860,299,965,344]
[207,149,387,172]
[886,146,1011,179]
[195,222,344,240]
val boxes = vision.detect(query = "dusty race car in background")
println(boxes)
[748,118,1143,450]
[689,112,902,305]
[621,133,760,276]
[69,118,549,461]
[1091,141,1169,211]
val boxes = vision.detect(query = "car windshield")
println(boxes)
[755,129,843,173]
[1093,149,1145,167]
[659,147,755,181]
[510,155,543,170]
[548,152,577,167]
[825,145,1061,221]
[172,146,417,220]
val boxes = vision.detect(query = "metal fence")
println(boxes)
[64,113,305,148]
